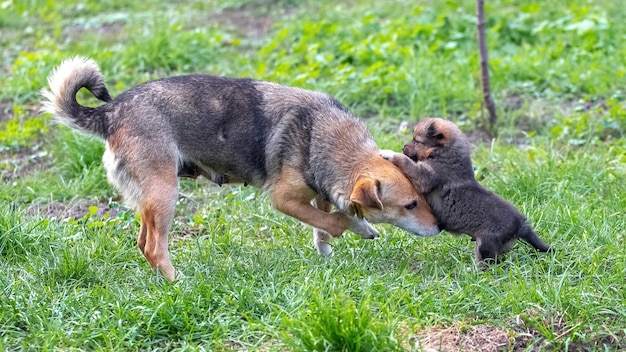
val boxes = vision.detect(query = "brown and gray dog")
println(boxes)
[381,118,551,265]
[42,57,439,281]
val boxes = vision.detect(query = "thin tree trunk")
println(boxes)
[477,0,497,128]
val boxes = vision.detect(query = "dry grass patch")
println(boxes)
[414,323,513,352]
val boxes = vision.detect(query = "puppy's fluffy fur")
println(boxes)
[383,118,551,264]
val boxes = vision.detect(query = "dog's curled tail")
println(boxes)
[41,56,112,138]
[520,223,552,252]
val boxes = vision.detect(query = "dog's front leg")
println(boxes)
[271,167,379,253]
[347,216,379,239]
[311,196,334,255]
[311,196,379,255]
[274,196,354,237]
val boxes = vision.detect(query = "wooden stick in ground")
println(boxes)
[477,0,497,128]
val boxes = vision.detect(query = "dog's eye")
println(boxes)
[404,201,418,210]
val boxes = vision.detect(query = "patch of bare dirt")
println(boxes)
[1,101,52,181]
[1,146,51,182]
[212,6,274,41]
[509,310,626,351]
[414,323,512,352]
[28,199,124,220]
[1,100,41,123]
[210,1,299,41]
[27,195,207,238]
[58,10,133,46]
[0,100,12,123]
[409,316,623,352]
[63,21,127,43]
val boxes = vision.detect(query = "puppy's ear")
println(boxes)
[350,178,383,219]
[427,122,445,141]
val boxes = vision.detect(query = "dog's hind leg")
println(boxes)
[137,172,179,281]
[137,219,147,254]
[312,196,334,256]
[104,135,179,280]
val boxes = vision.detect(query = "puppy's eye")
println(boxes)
[404,201,418,210]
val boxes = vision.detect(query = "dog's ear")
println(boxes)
[427,122,445,141]
[350,178,383,219]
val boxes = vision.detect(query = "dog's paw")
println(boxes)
[315,241,333,256]
[349,217,380,239]
[313,229,333,256]
[379,149,397,161]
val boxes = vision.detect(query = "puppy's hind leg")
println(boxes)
[474,237,497,269]
[312,196,333,256]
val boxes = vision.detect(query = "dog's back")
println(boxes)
[49,66,376,192]
[108,75,274,187]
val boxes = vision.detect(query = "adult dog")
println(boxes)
[42,57,439,280]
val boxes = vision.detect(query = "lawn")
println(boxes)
[1,0,625,350]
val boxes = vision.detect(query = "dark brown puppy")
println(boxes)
[382,118,551,264]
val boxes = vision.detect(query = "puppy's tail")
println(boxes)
[41,56,112,138]
[519,223,551,252]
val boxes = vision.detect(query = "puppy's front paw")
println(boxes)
[349,217,380,239]
[379,149,397,161]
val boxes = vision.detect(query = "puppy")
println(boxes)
[382,118,551,264]
[41,57,439,281]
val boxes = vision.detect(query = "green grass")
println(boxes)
[1,0,626,350]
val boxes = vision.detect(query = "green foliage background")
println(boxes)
[1,0,625,350]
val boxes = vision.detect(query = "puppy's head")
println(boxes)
[403,118,468,161]
[349,158,439,237]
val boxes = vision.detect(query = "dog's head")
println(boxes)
[403,118,468,161]
[349,159,439,237]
